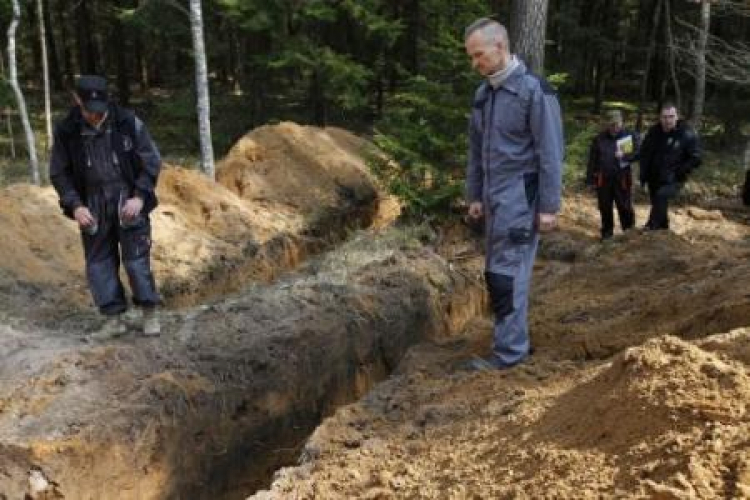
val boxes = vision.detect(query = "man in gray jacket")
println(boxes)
[464,18,564,369]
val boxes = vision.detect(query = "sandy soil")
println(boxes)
[253,193,750,499]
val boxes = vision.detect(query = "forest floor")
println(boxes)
[0,121,749,499]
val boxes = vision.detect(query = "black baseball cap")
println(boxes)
[75,75,109,114]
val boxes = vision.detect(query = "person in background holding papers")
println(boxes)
[585,109,639,240]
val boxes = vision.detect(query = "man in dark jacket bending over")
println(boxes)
[639,103,702,230]
[50,75,162,338]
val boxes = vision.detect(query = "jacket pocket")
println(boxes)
[509,227,533,245]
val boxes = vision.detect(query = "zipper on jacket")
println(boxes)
[484,89,497,214]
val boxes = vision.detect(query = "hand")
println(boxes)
[537,213,558,233]
[120,196,144,221]
[468,201,483,220]
[73,206,96,229]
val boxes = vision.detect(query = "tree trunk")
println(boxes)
[75,0,98,74]
[37,0,53,154]
[408,0,420,74]
[574,2,595,94]
[230,27,243,95]
[26,0,42,78]
[42,0,62,90]
[636,0,663,131]
[692,0,711,129]
[134,34,149,91]
[0,51,17,159]
[663,0,681,110]
[309,68,327,126]
[55,0,74,86]
[510,0,549,74]
[189,0,215,180]
[113,0,130,106]
[593,56,606,114]
[7,0,40,185]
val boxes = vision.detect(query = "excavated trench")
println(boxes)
[0,226,487,500]
[0,123,488,499]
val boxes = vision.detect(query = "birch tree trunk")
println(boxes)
[189,0,215,180]
[37,0,53,152]
[692,0,711,130]
[7,0,40,185]
[510,0,549,75]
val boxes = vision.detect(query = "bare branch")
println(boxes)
[715,0,750,17]
[674,16,750,84]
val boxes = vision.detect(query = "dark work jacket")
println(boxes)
[49,104,161,219]
[585,128,640,187]
[639,121,701,186]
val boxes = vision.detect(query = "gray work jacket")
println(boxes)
[466,62,564,218]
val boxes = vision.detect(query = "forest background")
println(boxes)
[1,0,748,215]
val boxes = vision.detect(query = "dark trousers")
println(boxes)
[597,173,634,238]
[646,180,681,230]
[81,189,159,315]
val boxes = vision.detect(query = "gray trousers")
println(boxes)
[483,173,539,367]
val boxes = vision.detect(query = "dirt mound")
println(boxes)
[531,193,750,361]
[0,122,393,318]
[0,184,84,294]
[217,122,378,213]
[535,334,750,497]
[254,331,750,499]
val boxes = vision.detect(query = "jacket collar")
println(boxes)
[494,60,527,95]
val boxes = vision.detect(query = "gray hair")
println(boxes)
[605,109,623,125]
[464,17,509,46]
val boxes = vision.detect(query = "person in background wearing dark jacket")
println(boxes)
[639,103,702,230]
[50,75,162,338]
[586,110,639,240]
